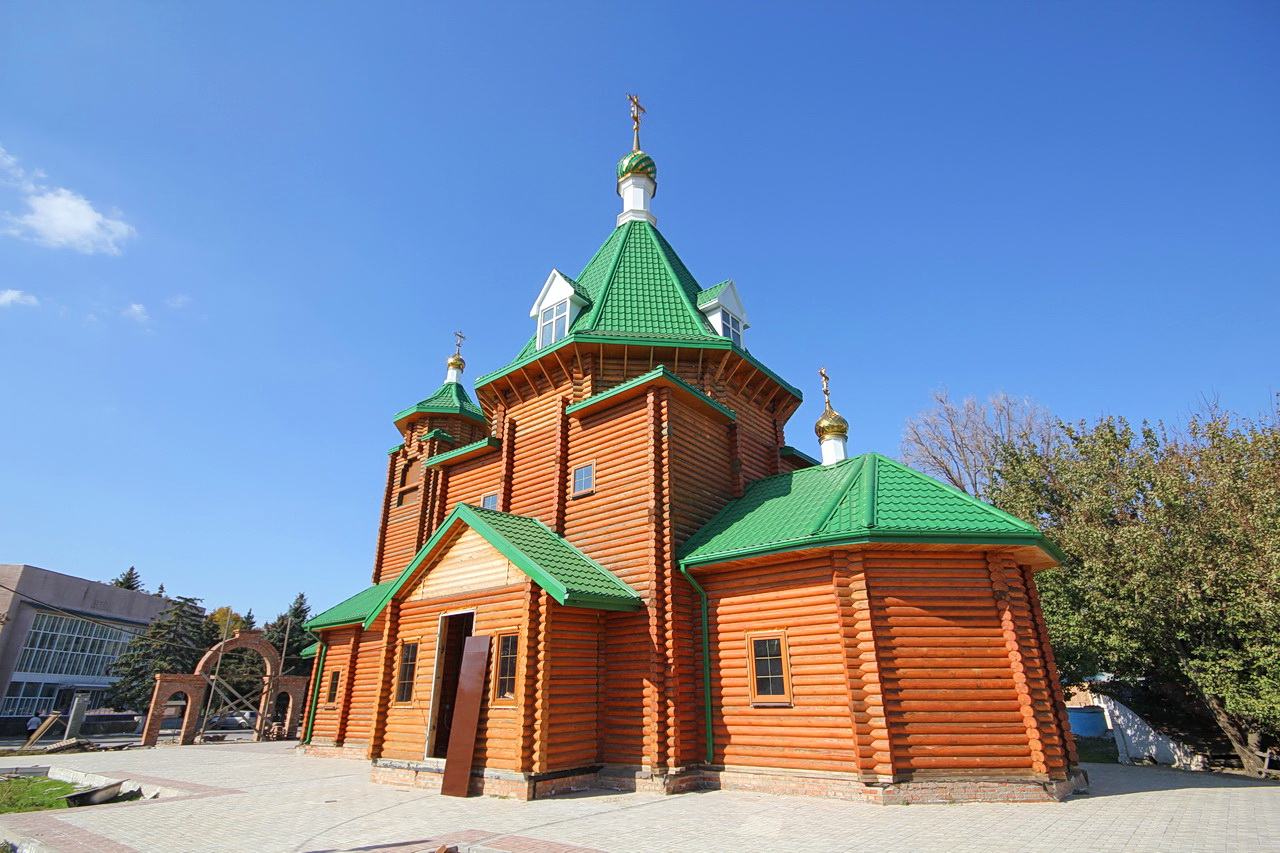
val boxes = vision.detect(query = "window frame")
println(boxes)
[480,492,499,511]
[745,630,793,706]
[325,670,341,706]
[491,631,520,705]
[721,311,743,347]
[570,461,595,497]
[394,642,419,704]
[538,299,570,348]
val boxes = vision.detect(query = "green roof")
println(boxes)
[679,453,1063,567]
[306,582,396,631]
[364,504,642,627]
[564,365,736,422]
[420,428,458,444]
[697,280,730,307]
[423,436,501,468]
[299,642,319,659]
[393,380,485,426]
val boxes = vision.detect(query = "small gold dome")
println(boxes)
[815,404,849,440]
[447,353,466,371]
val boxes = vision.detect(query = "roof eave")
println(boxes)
[680,531,1063,571]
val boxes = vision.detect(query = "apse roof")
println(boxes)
[679,452,1063,567]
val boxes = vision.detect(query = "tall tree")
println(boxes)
[264,593,314,676]
[105,596,218,712]
[990,405,1280,772]
[109,566,144,591]
[900,388,1057,500]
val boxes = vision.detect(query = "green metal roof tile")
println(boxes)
[306,582,396,630]
[364,505,642,626]
[420,428,459,444]
[564,365,737,422]
[299,642,319,659]
[697,280,731,308]
[679,453,1060,567]
[393,381,485,426]
[387,443,404,455]
[423,436,500,468]
[780,445,820,467]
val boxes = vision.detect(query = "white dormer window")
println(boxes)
[530,269,589,350]
[721,312,743,347]
[539,300,569,348]
[698,279,750,349]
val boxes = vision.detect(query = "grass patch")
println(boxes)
[1075,735,1120,763]
[0,777,78,814]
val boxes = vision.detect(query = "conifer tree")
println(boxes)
[110,566,144,591]
[264,593,314,676]
[105,596,217,712]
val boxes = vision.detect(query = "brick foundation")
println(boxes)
[302,742,371,760]
[358,757,1086,804]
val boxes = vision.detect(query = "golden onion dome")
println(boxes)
[447,353,465,371]
[814,403,849,440]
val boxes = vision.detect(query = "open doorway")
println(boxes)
[428,611,474,758]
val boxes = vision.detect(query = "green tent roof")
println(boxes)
[363,504,642,627]
[481,220,740,380]
[305,581,396,631]
[393,380,485,426]
[679,453,1063,567]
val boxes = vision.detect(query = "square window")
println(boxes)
[481,493,499,510]
[571,462,594,495]
[493,633,519,701]
[747,631,792,705]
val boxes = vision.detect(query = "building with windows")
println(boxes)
[301,108,1082,804]
[0,564,168,733]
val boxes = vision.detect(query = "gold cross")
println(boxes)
[454,330,466,355]
[819,367,831,405]
[627,93,646,131]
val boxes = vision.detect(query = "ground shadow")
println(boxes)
[1079,761,1280,798]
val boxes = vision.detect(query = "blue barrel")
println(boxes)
[1068,705,1108,738]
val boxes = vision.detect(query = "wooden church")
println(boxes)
[301,102,1084,804]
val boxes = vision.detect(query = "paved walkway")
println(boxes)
[0,743,1276,853]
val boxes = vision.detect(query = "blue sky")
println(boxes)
[2,2,1277,621]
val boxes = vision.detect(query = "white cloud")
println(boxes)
[0,145,135,255]
[165,294,191,309]
[0,289,39,308]
[122,303,149,323]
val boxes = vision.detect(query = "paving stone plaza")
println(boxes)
[0,742,1276,853]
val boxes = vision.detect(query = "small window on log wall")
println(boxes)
[481,493,499,510]
[397,487,419,507]
[399,459,418,488]
[492,632,518,703]
[571,462,594,496]
[747,631,792,706]
[326,670,341,704]
[395,643,419,703]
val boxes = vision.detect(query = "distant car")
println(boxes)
[208,712,257,730]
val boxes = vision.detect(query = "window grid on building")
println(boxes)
[539,300,569,348]
[1,682,107,718]
[326,671,341,704]
[722,312,743,347]
[494,633,518,701]
[747,632,792,705]
[572,462,594,495]
[395,643,419,703]
[13,612,135,679]
[481,493,499,510]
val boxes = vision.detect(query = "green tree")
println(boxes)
[264,593,314,676]
[105,596,218,712]
[991,405,1280,773]
[109,566,144,591]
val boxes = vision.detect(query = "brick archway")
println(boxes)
[141,629,310,746]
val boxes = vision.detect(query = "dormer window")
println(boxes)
[721,312,743,347]
[539,300,569,348]
[697,279,750,350]
[530,269,589,350]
